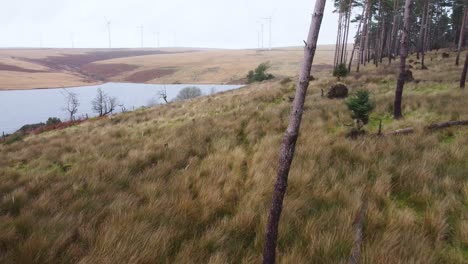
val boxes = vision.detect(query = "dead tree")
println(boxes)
[348,196,368,264]
[92,88,117,116]
[64,91,79,121]
[394,0,412,120]
[159,88,168,103]
[262,0,327,263]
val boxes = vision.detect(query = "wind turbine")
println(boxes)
[261,16,272,50]
[139,25,144,48]
[105,18,112,48]
[257,21,264,49]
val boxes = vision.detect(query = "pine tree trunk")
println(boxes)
[358,1,370,72]
[421,1,431,68]
[390,0,401,63]
[364,1,373,65]
[335,4,344,68]
[460,51,468,89]
[394,0,411,120]
[350,6,366,72]
[262,1,327,263]
[456,7,468,66]
[417,0,427,60]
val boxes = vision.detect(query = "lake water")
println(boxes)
[0,83,243,134]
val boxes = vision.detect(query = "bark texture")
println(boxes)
[348,197,368,264]
[461,51,468,88]
[456,7,468,66]
[394,0,411,120]
[262,1,327,263]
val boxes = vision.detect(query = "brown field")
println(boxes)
[0,50,467,263]
[0,46,337,90]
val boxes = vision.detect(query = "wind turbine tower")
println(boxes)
[139,25,144,48]
[106,20,112,48]
[262,16,272,50]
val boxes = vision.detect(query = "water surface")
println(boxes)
[0,83,242,134]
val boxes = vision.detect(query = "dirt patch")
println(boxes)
[125,68,177,83]
[24,50,174,71]
[0,63,46,73]
[81,63,139,81]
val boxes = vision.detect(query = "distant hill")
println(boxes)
[0,46,336,90]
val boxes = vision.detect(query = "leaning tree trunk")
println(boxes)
[456,7,468,66]
[394,0,411,120]
[262,1,326,263]
[460,51,468,88]
[349,6,366,72]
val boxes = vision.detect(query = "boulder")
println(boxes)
[327,83,349,99]
[405,70,414,82]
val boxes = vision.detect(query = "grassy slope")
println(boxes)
[0,51,467,263]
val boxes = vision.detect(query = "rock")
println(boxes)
[442,52,450,58]
[327,83,349,99]
[405,70,414,82]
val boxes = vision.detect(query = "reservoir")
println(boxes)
[0,83,243,134]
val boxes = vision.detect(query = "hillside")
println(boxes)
[0,46,336,90]
[0,50,467,263]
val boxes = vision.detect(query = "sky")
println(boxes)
[0,0,358,49]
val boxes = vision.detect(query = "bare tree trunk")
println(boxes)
[460,51,468,88]
[335,4,344,68]
[389,0,400,64]
[394,0,411,120]
[379,19,387,64]
[348,197,368,264]
[456,7,468,66]
[262,1,327,263]
[358,1,370,72]
[417,0,427,60]
[350,6,366,72]
[343,0,353,65]
[341,0,352,65]
[424,5,432,53]
[419,0,429,70]
[364,1,373,66]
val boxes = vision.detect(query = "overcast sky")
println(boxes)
[0,0,358,49]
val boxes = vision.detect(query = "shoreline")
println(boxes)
[0,81,246,91]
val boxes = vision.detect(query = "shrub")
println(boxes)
[345,89,375,126]
[175,87,202,101]
[247,63,275,83]
[46,117,62,126]
[333,63,349,79]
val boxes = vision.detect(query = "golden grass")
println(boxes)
[98,46,336,84]
[0,46,335,89]
[0,50,467,263]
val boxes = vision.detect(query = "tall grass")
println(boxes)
[0,50,467,263]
